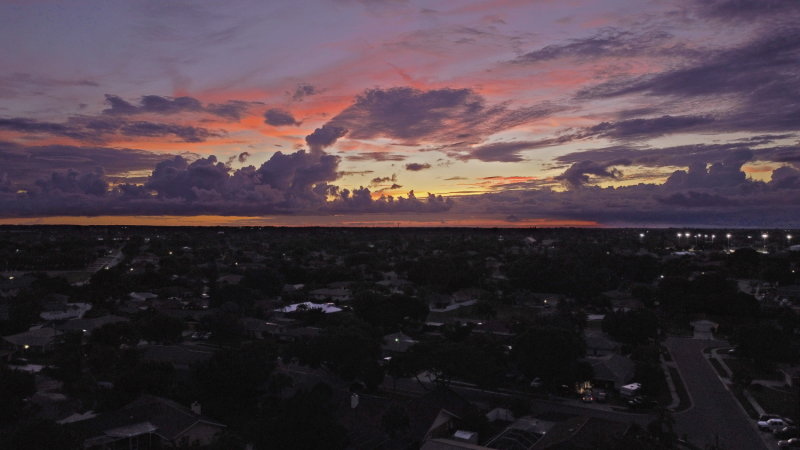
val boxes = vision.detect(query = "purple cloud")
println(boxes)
[405,162,431,171]
[322,87,559,145]
[264,108,300,126]
[103,94,251,120]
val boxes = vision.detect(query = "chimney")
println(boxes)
[191,401,201,415]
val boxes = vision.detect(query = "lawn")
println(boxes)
[749,386,798,420]
[709,358,729,379]
[731,385,759,419]
[723,358,785,382]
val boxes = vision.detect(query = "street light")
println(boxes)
[726,233,732,251]
[762,233,768,252]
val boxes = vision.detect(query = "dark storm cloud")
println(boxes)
[35,169,108,196]
[405,162,431,171]
[514,28,675,63]
[0,141,187,185]
[119,121,220,143]
[657,191,738,207]
[555,160,630,189]
[586,115,715,140]
[345,152,407,162]
[556,143,798,171]
[264,108,300,126]
[103,94,252,120]
[330,187,453,213]
[322,87,560,145]
[0,117,94,141]
[576,27,800,133]
[305,125,349,152]
[0,114,221,143]
[691,0,800,22]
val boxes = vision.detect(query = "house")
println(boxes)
[130,292,158,302]
[57,315,128,335]
[690,319,718,339]
[3,326,63,353]
[141,345,215,372]
[69,395,226,449]
[216,274,244,285]
[241,317,273,339]
[309,287,352,302]
[530,416,631,449]
[382,331,418,353]
[585,353,635,390]
[584,330,620,356]
[276,302,342,314]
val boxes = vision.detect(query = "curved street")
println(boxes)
[666,337,768,450]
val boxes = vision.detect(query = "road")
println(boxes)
[381,374,654,428]
[666,337,768,450]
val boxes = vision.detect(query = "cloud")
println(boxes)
[291,83,319,102]
[330,188,453,213]
[103,94,251,120]
[321,87,559,146]
[691,0,800,22]
[305,125,348,152]
[514,28,675,63]
[586,115,715,140]
[264,108,300,126]
[405,162,431,171]
[451,137,575,162]
[369,174,397,186]
[0,141,188,185]
[0,114,222,143]
[657,191,738,207]
[34,169,108,196]
[555,160,630,189]
[576,27,800,134]
[119,121,221,142]
[555,143,799,175]
[345,152,407,161]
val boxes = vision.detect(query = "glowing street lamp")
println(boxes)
[762,233,769,251]
[726,233,732,250]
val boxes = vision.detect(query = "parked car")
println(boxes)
[759,418,792,433]
[529,377,543,388]
[776,426,800,440]
[759,414,782,422]
[581,391,594,403]
[778,438,800,448]
[595,390,608,403]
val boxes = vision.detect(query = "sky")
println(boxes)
[0,0,798,227]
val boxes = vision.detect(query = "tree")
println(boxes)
[602,309,659,345]
[512,326,586,385]
[134,311,184,344]
[0,365,35,423]
[381,405,410,438]
[191,341,277,423]
[0,420,82,450]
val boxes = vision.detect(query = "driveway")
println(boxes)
[666,337,768,450]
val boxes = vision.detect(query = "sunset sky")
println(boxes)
[1,0,798,227]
